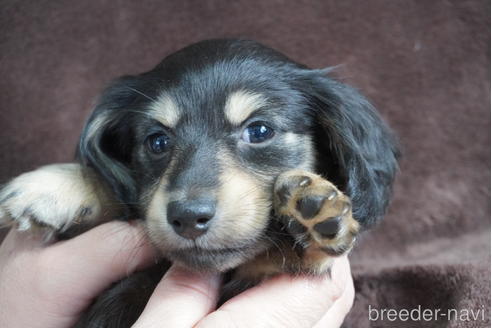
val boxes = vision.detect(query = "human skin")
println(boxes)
[0,221,354,328]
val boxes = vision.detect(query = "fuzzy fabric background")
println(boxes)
[0,1,490,327]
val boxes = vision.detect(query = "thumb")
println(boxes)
[133,264,221,328]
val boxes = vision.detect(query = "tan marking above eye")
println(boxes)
[149,93,181,127]
[224,90,268,125]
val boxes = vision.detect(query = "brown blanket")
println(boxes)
[0,1,489,327]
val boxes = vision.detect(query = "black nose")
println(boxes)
[167,199,216,239]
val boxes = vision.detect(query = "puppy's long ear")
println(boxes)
[77,77,139,207]
[299,70,400,229]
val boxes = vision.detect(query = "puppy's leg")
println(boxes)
[273,170,360,274]
[0,163,118,239]
[229,170,359,296]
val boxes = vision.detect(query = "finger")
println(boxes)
[133,264,221,328]
[314,257,355,327]
[0,227,49,256]
[197,256,350,328]
[37,221,157,306]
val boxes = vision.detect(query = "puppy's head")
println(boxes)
[78,39,398,271]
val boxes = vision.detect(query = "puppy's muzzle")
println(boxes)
[166,199,216,239]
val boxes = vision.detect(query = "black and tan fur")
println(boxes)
[0,39,399,327]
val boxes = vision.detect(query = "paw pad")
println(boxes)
[296,195,326,219]
[313,216,341,239]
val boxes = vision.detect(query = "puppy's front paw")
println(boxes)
[274,170,359,273]
[0,164,104,238]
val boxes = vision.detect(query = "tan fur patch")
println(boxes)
[210,165,271,248]
[224,90,267,125]
[149,93,181,127]
[144,157,196,250]
[146,175,184,249]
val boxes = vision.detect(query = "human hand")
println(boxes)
[0,221,157,328]
[134,256,354,328]
[0,221,354,328]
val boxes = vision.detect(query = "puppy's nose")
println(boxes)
[167,199,216,239]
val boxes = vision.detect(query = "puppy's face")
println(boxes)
[135,79,316,270]
[80,40,399,271]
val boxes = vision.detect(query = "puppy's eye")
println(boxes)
[241,122,275,143]
[146,133,170,154]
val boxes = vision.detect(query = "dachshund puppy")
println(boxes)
[0,39,399,327]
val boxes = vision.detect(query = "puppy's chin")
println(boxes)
[165,242,269,272]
